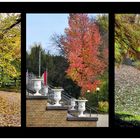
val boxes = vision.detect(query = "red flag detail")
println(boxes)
[44,71,47,86]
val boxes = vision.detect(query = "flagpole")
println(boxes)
[39,50,41,78]
[46,67,48,86]
[26,69,28,85]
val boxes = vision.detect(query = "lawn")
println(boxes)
[115,64,140,127]
[115,112,140,127]
[0,91,21,127]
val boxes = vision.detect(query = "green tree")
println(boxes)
[96,14,109,35]
[27,43,46,76]
[115,14,140,64]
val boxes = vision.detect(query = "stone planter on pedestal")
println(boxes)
[52,88,64,106]
[77,100,88,117]
[70,98,76,110]
[31,78,43,96]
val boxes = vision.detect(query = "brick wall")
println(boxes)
[26,99,97,127]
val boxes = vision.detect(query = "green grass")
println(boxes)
[116,112,140,121]
[115,112,140,127]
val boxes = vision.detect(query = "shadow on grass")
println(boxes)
[115,113,140,127]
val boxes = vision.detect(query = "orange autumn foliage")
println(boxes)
[61,14,108,94]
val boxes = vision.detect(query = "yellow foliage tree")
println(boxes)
[0,13,21,80]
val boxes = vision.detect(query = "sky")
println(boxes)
[26,13,102,55]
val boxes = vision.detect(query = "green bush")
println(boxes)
[93,71,109,103]
[98,79,108,102]
[84,77,108,113]
[0,87,21,92]
[98,101,109,113]
[0,78,21,92]
[133,60,140,70]
[85,93,98,108]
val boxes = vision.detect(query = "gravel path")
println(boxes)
[91,114,109,127]
[96,114,109,127]
[90,114,109,127]
[0,91,21,127]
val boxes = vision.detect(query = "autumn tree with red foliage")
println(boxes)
[61,14,108,95]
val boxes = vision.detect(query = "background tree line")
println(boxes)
[26,44,81,98]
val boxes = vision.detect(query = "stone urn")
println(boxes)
[31,78,43,96]
[77,100,88,117]
[70,98,76,110]
[52,88,64,106]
